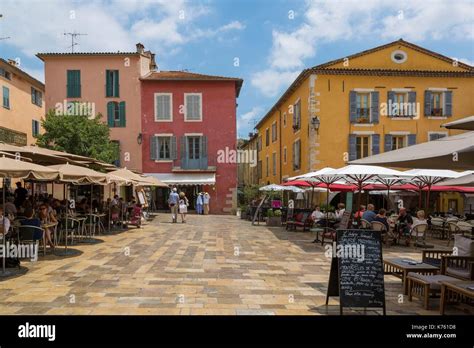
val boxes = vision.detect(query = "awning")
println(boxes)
[442,116,474,131]
[146,173,216,186]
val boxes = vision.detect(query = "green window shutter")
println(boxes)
[107,102,115,127]
[106,70,112,97]
[444,91,452,117]
[67,70,73,97]
[119,101,126,127]
[67,70,81,98]
[76,70,81,97]
[424,90,432,116]
[114,70,120,97]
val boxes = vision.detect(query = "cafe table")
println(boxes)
[384,258,439,295]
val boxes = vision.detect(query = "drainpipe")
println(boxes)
[279,108,282,184]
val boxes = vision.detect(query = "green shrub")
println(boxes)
[273,209,282,217]
[266,209,274,217]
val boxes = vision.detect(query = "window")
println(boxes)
[107,101,126,127]
[293,140,301,170]
[0,68,11,80]
[257,135,262,152]
[265,128,269,146]
[154,93,172,121]
[356,93,370,122]
[431,92,443,116]
[283,112,287,127]
[105,70,120,97]
[391,50,407,64]
[31,87,42,107]
[66,70,81,98]
[356,136,370,159]
[271,122,277,142]
[188,136,201,160]
[272,152,277,176]
[257,160,262,179]
[32,120,40,137]
[265,156,269,177]
[429,132,447,141]
[2,86,10,109]
[283,146,287,164]
[293,100,301,131]
[158,137,171,160]
[391,136,405,150]
[185,93,202,121]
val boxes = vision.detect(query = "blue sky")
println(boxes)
[1,0,473,138]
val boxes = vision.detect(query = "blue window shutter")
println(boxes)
[384,134,393,152]
[371,91,379,123]
[180,136,187,168]
[349,91,357,123]
[107,102,115,127]
[170,136,177,160]
[372,134,380,155]
[408,134,417,146]
[387,91,395,117]
[444,91,452,117]
[150,135,158,160]
[408,92,416,116]
[348,134,357,161]
[119,101,126,127]
[424,90,432,116]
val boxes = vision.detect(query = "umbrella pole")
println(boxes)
[357,182,362,225]
[2,178,6,274]
[90,184,93,238]
[108,184,111,233]
[426,185,431,214]
[387,187,390,211]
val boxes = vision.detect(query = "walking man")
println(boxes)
[203,192,210,215]
[168,188,179,223]
[196,193,203,215]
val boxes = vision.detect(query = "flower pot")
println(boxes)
[266,216,282,226]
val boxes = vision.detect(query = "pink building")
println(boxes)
[140,71,243,214]
[37,43,156,172]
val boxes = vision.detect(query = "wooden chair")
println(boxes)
[360,219,371,229]
[17,225,46,257]
[371,221,389,245]
[286,212,313,231]
[457,221,473,238]
[320,227,337,245]
[411,223,429,248]
[441,235,474,281]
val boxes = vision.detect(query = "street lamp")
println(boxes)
[311,116,320,131]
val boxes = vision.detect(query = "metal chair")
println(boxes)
[446,221,460,246]
[457,221,473,238]
[371,221,389,245]
[17,225,45,257]
[360,219,371,229]
[429,217,445,239]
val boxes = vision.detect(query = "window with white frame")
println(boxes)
[185,93,202,121]
[271,122,277,142]
[157,136,171,160]
[391,135,405,150]
[154,93,172,121]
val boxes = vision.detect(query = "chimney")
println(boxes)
[150,53,158,71]
[136,43,145,54]
[7,59,18,67]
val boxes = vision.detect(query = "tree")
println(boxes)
[37,110,119,164]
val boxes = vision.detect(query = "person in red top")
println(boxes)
[354,205,366,220]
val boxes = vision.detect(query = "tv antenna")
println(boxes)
[0,14,10,41]
[64,31,87,53]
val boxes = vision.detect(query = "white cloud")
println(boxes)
[454,57,474,67]
[22,67,45,83]
[251,69,300,98]
[238,106,263,133]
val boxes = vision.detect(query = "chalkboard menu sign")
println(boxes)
[326,229,386,315]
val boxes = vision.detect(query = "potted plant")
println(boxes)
[240,204,248,219]
[266,208,282,226]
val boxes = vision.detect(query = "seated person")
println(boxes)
[311,205,325,223]
[0,207,11,238]
[335,203,345,221]
[412,210,427,228]
[397,207,413,244]
[4,197,17,216]
[354,205,366,220]
[373,208,389,231]
[362,204,376,222]
[20,207,43,240]
[39,204,56,249]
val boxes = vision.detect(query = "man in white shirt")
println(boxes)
[203,192,210,215]
[335,203,346,221]
[0,207,11,238]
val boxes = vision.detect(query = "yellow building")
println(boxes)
[256,39,474,186]
[0,58,45,146]
[238,132,259,188]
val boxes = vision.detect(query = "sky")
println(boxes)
[0,0,473,138]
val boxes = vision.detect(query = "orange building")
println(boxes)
[0,58,45,146]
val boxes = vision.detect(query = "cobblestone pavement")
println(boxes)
[0,214,471,315]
